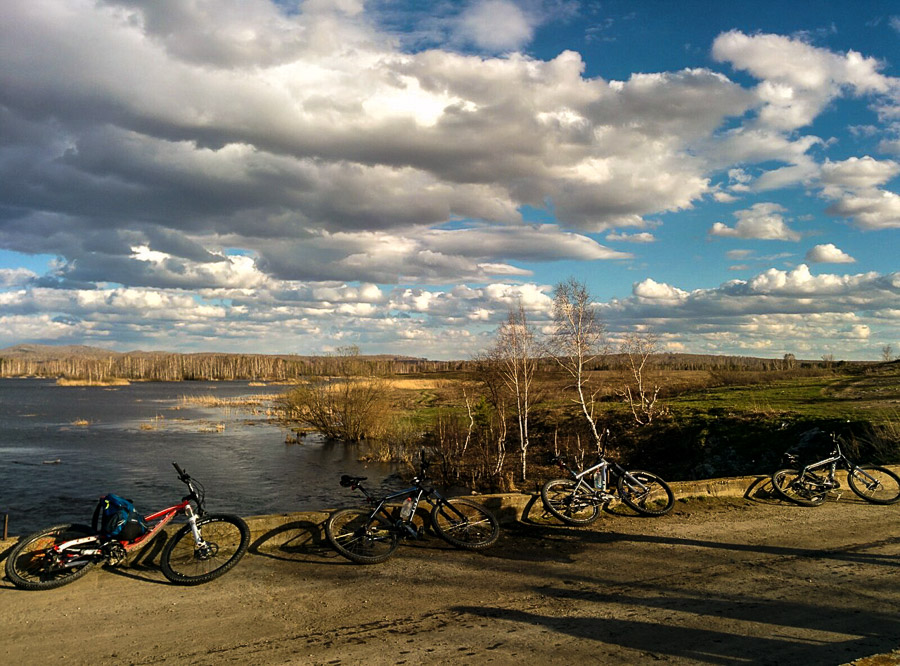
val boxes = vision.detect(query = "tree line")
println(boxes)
[0,345,850,383]
[0,349,456,381]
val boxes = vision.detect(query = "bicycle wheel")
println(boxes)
[617,470,675,516]
[5,523,99,591]
[431,499,499,550]
[325,508,399,564]
[160,514,250,585]
[771,469,827,507]
[541,478,601,525]
[847,465,900,504]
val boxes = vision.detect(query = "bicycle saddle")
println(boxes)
[340,475,367,487]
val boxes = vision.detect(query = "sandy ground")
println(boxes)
[2,494,899,666]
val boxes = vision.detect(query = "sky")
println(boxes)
[0,0,898,361]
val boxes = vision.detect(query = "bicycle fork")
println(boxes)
[185,506,214,559]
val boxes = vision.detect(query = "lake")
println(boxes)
[0,378,398,536]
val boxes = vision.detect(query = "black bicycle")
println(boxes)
[5,463,250,590]
[325,453,500,564]
[542,431,674,525]
[771,432,900,507]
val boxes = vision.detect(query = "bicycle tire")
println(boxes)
[540,478,601,525]
[431,498,499,550]
[5,523,100,591]
[325,508,399,564]
[847,465,900,504]
[771,469,827,507]
[617,470,675,516]
[159,514,250,585]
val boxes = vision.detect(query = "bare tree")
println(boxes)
[882,345,895,362]
[618,330,665,425]
[547,278,608,449]
[487,303,539,481]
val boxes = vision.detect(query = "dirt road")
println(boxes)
[2,495,899,665]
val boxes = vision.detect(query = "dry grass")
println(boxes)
[383,378,445,390]
[198,423,226,433]
[56,377,131,386]
[180,394,280,407]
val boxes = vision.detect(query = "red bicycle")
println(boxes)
[4,463,250,590]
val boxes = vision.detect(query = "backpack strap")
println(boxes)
[91,497,105,534]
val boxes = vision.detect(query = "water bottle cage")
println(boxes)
[399,497,415,521]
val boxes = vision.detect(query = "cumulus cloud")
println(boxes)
[597,265,900,359]
[710,203,801,241]
[712,30,892,131]
[0,1,756,286]
[632,278,688,303]
[805,243,855,264]
[1,5,898,358]
[606,231,656,243]
[456,0,535,51]
[0,268,37,288]
[818,157,900,230]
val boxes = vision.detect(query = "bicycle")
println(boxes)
[325,453,500,564]
[771,432,900,507]
[5,462,251,590]
[541,431,675,525]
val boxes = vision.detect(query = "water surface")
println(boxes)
[0,379,397,536]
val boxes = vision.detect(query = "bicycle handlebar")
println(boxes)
[172,461,190,483]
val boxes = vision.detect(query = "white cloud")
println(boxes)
[710,203,801,241]
[1,7,899,359]
[606,231,656,243]
[0,268,37,288]
[712,30,892,131]
[825,190,900,230]
[821,156,899,191]
[819,157,900,230]
[805,243,855,264]
[598,265,900,359]
[456,0,535,51]
[632,278,689,303]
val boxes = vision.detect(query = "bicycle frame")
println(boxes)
[556,456,650,499]
[347,475,465,537]
[795,438,880,489]
[49,468,207,567]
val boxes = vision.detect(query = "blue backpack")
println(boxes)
[93,494,149,541]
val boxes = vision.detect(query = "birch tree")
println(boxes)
[488,303,538,481]
[547,278,607,449]
[618,330,665,425]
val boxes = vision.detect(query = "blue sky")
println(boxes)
[0,0,898,360]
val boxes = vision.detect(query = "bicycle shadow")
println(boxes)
[249,519,341,563]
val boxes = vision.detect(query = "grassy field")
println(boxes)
[363,361,900,484]
[669,367,900,423]
[385,361,900,423]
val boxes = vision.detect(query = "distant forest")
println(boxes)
[0,344,853,382]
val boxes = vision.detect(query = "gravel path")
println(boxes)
[2,495,899,665]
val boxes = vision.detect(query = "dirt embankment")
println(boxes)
[3,495,900,665]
